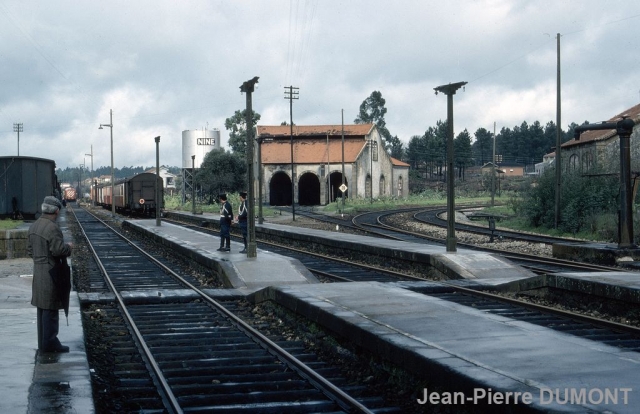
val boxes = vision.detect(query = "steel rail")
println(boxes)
[75,207,374,414]
[70,207,184,414]
[166,215,640,338]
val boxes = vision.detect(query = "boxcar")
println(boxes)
[0,156,58,219]
[63,187,77,202]
[97,173,163,216]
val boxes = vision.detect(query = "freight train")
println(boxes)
[95,172,164,216]
[0,156,59,219]
[63,187,77,202]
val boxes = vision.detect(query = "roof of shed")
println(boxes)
[257,124,374,137]
[562,102,640,148]
[261,139,366,164]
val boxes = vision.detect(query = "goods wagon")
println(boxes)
[63,187,77,202]
[0,156,58,219]
[96,172,163,216]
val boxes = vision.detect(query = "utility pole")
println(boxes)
[242,76,260,257]
[491,122,496,207]
[434,81,467,253]
[86,146,94,205]
[154,136,161,227]
[13,123,23,156]
[284,86,299,221]
[554,33,562,229]
[341,109,345,212]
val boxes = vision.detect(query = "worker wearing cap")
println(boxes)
[217,193,232,252]
[27,196,73,353]
[237,192,248,253]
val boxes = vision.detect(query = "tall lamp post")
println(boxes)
[154,136,161,227]
[78,163,84,197]
[99,109,115,218]
[86,145,94,205]
[241,76,259,258]
[341,110,345,212]
[434,81,467,253]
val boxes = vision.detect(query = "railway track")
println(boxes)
[71,206,397,413]
[293,207,629,275]
[78,208,640,398]
[161,213,640,344]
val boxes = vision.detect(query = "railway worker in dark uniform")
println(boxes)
[236,192,248,253]
[27,196,73,353]
[217,193,232,252]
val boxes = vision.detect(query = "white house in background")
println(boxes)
[535,152,556,175]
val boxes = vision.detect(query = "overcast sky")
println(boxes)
[1,0,639,171]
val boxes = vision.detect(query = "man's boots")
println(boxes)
[216,236,225,251]
[224,237,231,252]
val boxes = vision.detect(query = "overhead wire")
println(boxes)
[467,11,640,85]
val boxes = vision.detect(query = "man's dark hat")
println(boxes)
[218,193,227,200]
[239,192,247,198]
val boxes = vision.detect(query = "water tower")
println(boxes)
[181,128,221,203]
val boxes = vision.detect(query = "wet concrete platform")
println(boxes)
[0,258,94,414]
[553,241,640,266]
[497,271,640,304]
[124,219,318,292]
[164,210,536,283]
[253,281,640,413]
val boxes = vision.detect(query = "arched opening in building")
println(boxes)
[365,174,372,199]
[328,172,347,202]
[379,175,386,197]
[397,176,403,197]
[298,172,320,206]
[269,171,292,206]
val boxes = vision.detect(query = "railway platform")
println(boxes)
[0,210,94,413]
[166,210,640,303]
[162,210,536,284]
[253,281,640,413]
[125,219,319,291]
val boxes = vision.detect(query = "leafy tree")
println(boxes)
[225,109,261,156]
[196,149,247,203]
[429,120,448,177]
[386,134,405,160]
[472,128,493,165]
[515,166,618,234]
[405,135,423,169]
[354,90,387,128]
[354,90,394,148]
[454,129,473,179]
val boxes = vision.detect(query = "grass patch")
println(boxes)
[0,219,23,230]
[162,191,620,242]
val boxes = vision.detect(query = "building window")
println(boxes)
[379,175,385,196]
[397,176,403,196]
[582,152,593,171]
[365,175,372,199]
[569,154,579,172]
[371,140,378,161]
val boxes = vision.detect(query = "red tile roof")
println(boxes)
[390,157,410,167]
[562,103,640,148]
[258,124,375,164]
[261,139,366,164]
[257,124,374,137]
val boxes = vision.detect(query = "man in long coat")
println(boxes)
[27,196,73,353]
